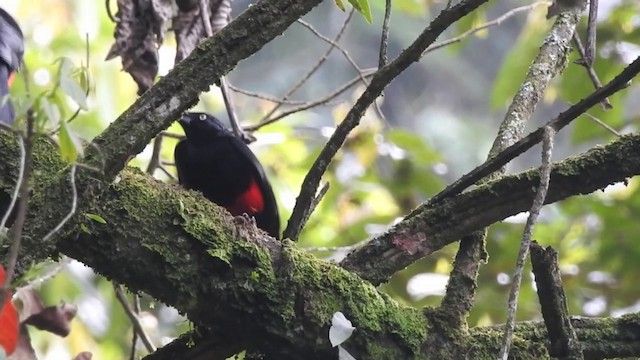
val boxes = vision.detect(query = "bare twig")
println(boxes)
[16,257,70,292]
[585,0,597,65]
[199,0,250,142]
[245,70,376,131]
[287,182,329,241]
[530,242,583,359]
[227,84,310,105]
[436,1,570,328]
[42,164,78,242]
[379,0,392,68]
[106,0,117,22]
[256,10,354,126]
[499,126,555,359]
[580,109,620,137]
[146,134,164,175]
[423,2,551,56]
[283,0,491,241]
[114,284,156,353]
[297,17,387,124]
[572,34,612,110]
[424,55,640,207]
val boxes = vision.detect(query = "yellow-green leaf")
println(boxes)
[58,121,82,162]
[348,0,372,23]
[85,213,107,224]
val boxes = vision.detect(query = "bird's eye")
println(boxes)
[199,114,207,121]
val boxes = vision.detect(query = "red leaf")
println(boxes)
[0,266,19,355]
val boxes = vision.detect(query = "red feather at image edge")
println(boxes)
[0,265,18,356]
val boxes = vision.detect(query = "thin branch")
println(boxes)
[378,0,392,68]
[245,70,376,132]
[530,242,583,359]
[437,0,572,327]
[297,18,366,82]
[283,0,491,241]
[572,33,612,110]
[85,0,333,180]
[585,0,597,65]
[146,134,164,176]
[227,84,311,105]
[423,2,551,56]
[199,0,248,142]
[255,9,354,126]
[580,109,620,137]
[159,131,184,140]
[499,126,555,359]
[341,56,639,285]
[42,164,78,242]
[424,55,640,207]
[341,135,640,286]
[114,284,156,353]
[297,17,388,124]
[16,257,69,292]
[287,182,329,241]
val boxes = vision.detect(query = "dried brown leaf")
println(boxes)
[23,302,77,337]
[106,0,172,94]
[173,0,233,63]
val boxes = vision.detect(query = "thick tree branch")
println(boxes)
[283,0,491,241]
[9,0,326,275]
[2,131,640,358]
[341,132,640,284]
[439,6,580,330]
[530,242,583,359]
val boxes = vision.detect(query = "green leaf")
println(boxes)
[348,0,372,23]
[334,0,345,12]
[58,121,82,162]
[39,96,61,126]
[79,223,91,234]
[85,213,107,224]
[60,76,88,110]
[57,57,75,77]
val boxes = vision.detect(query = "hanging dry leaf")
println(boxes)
[173,0,234,63]
[105,0,173,95]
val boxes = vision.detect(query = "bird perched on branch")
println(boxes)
[0,7,24,125]
[175,112,280,238]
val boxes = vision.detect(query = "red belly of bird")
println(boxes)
[226,179,264,216]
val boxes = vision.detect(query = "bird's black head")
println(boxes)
[178,112,231,144]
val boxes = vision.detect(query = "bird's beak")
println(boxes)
[178,114,191,127]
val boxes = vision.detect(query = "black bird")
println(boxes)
[0,7,23,125]
[175,112,280,238]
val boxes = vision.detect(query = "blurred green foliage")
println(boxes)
[5,0,640,357]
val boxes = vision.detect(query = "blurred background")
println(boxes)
[3,0,640,358]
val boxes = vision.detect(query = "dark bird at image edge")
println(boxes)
[0,7,24,125]
[175,112,280,238]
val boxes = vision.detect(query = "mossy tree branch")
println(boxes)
[3,130,640,358]
[341,132,640,284]
[10,0,326,274]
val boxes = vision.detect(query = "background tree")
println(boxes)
[1,0,640,358]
